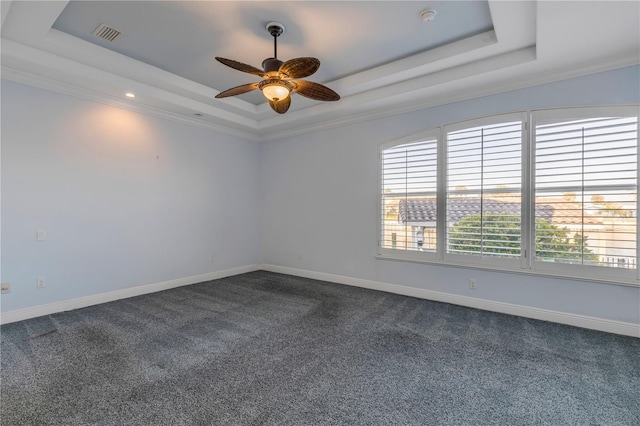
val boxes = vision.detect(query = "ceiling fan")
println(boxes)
[214,22,340,114]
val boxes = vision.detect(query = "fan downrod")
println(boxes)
[264,22,286,71]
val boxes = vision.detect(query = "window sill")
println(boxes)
[375,254,640,288]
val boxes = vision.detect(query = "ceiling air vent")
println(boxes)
[92,24,122,42]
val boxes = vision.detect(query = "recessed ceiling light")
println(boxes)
[125,92,135,98]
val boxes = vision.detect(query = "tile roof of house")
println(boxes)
[534,199,605,225]
[398,198,556,224]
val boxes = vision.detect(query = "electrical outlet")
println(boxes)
[469,279,477,289]
[36,230,47,241]
[1,282,10,294]
[210,255,215,263]
[37,278,46,289]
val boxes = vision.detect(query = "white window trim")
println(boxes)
[379,128,440,262]
[377,105,640,287]
[443,112,526,270]
[529,106,639,283]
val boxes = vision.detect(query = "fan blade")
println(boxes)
[293,80,340,101]
[215,82,260,98]
[215,57,265,77]
[268,96,291,114]
[279,57,320,79]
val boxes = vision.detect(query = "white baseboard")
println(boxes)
[0,264,260,325]
[260,264,640,338]
[4,263,638,338]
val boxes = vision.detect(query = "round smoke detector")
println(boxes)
[420,9,437,22]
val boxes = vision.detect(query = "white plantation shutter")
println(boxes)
[380,131,438,258]
[378,106,639,283]
[533,107,638,280]
[445,114,524,266]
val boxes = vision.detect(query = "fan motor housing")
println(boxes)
[262,58,283,73]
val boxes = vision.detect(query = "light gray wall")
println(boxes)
[260,65,640,324]
[3,66,639,324]
[1,80,261,312]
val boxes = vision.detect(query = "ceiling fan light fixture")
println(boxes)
[261,82,290,102]
[214,21,339,113]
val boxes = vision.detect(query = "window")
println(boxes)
[378,106,639,284]
[445,114,524,268]
[380,131,438,260]
[532,107,638,281]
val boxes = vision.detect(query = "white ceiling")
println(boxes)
[1,1,639,141]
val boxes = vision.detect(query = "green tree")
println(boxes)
[535,221,598,261]
[449,213,598,261]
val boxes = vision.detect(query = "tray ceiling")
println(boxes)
[1,1,639,141]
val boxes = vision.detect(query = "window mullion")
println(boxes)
[522,112,533,270]
[437,126,447,261]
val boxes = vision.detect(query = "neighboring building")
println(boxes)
[382,197,636,268]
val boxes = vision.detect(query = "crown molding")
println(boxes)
[259,52,639,142]
[4,50,637,144]
[2,28,638,144]
[0,66,262,142]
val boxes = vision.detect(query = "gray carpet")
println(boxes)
[1,271,638,425]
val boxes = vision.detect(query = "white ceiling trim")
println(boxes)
[0,38,260,130]
[3,40,637,143]
[1,1,638,141]
[0,64,262,142]
[1,0,13,28]
[260,50,639,142]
